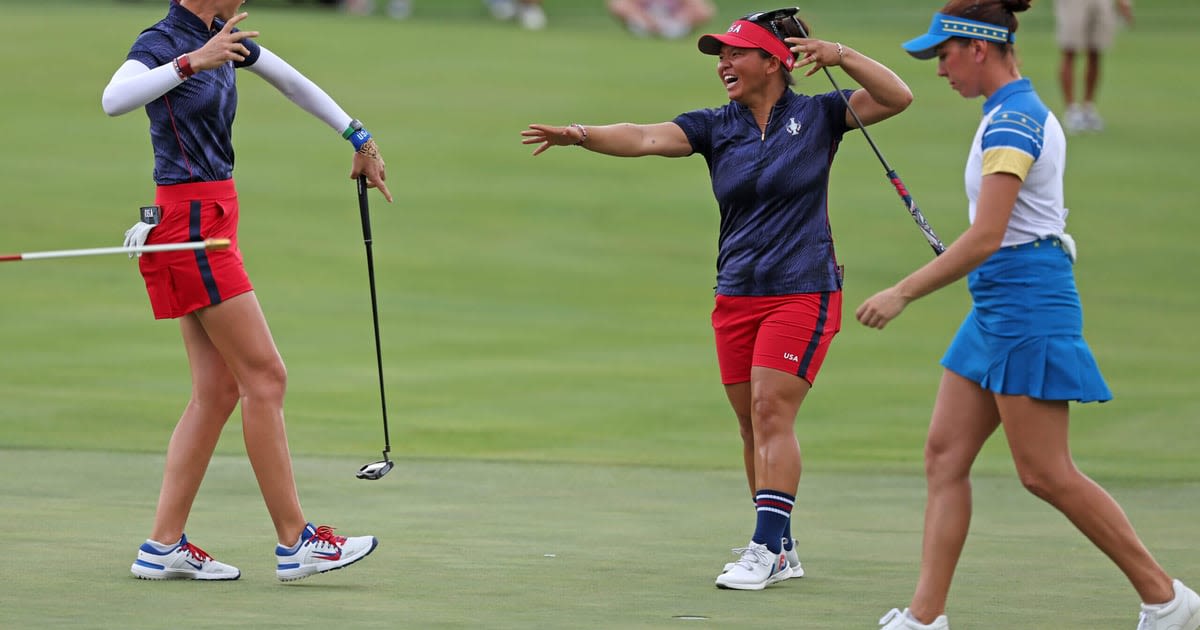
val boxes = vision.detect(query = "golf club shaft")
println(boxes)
[794,22,947,256]
[0,238,231,262]
[357,175,391,457]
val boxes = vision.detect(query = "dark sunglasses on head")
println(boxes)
[742,6,808,40]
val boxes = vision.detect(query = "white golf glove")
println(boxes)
[123,221,156,258]
[1059,233,1077,264]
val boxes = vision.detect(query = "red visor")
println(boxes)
[697,20,795,71]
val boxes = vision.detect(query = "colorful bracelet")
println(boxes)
[172,55,195,80]
[568,123,588,146]
[348,128,373,151]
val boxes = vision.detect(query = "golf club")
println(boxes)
[0,238,231,262]
[353,175,394,480]
[751,8,947,256]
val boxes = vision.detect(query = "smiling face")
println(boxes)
[715,44,780,102]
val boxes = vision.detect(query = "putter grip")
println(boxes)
[886,170,946,256]
[357,175,372,243]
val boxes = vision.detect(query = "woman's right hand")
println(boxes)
[521,124,583,156]
[189,12,260,73]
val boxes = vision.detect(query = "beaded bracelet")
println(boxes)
[568,123,588,146]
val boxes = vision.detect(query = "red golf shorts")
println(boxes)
[138,179,253,319]
[711,291,842,385]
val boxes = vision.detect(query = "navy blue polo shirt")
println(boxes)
[674,88,852,296]
[126,2,262,185]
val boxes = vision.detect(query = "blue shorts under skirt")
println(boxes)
[941,238,1112,403]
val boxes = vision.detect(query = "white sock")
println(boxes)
[145,538,179,552]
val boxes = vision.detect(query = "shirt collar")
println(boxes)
[167,1,220,34]
[983,78,1032,112]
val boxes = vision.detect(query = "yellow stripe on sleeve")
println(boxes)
[982,148,1034,181]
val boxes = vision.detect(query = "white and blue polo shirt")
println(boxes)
[125,1,262,185]
[965,78,1068,247]
[674,88,853,296]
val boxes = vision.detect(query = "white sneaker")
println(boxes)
[275,523,378,581]
[723,538,804,578]
[1081,104,1104,132]
[517,3,546,30]
[131,534,240,580]
[878,608,949,629]
[714,541,790,590]
[1064,104,1088,134]
[486,0,517,20]
[1137,580,1200,630]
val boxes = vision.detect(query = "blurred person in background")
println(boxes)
[343,0,546,28]
[523,7,911,591]
[102,0,390,582]
[486,0,547,30]
[608,0,716,39]
[1054,0,1133,133]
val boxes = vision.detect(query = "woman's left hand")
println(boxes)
[785,37,844,77]
[351,139,392,203]
[855,286,909,330]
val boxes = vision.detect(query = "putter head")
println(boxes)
[356,459,394,480]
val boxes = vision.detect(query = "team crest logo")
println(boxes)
[786,118,802,136]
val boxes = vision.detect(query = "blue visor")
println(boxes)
[902,12,1014,60]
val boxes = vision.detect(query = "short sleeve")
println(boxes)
[980,108,1043,181]
[672,108,716,158]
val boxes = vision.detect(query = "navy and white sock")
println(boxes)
[751,490,795,554]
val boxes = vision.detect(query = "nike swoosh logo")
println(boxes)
[186,560,203,570]
[315,551,342,561]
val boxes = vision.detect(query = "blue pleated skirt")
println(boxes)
[941,238,1112,403]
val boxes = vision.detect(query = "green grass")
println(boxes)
[1,1,1198,628]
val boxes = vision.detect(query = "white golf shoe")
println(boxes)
[714,541,790,590]
[275,523,378,581]
[878,608,949,629]
[1137,580,1200,630]
[722,538,803,578]
[131,534,240,580]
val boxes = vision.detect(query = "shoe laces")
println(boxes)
[308,525,347,549]
[728,545,773,571]
[1137,610,1153,630]
[180,541,213,564]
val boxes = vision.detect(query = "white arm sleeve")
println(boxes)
[247,46,354,135]
[101,59,184,117]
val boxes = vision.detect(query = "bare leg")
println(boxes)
[723,380,756,498]
[995,394,1174,604]
[607,0,656,32]
[193,292,307,545]
[1083,50,1102,104]
[1059,49,1077,106]
[748,366,809,496]
[149,312,241,544]
[678,0,715,27]
[907,371,1001,624]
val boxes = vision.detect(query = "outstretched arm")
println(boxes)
[521,122,692,158]
[245,46,390,202]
